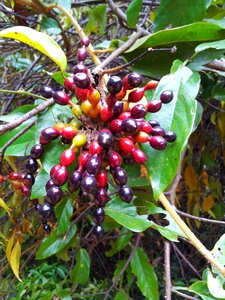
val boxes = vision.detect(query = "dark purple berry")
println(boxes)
[61,137,72,144]
[131,104,147,119]
[113,167,128,186]
[30,144,44,159]
[41,127,59,142]
[93,225,104,239]
[39,203,53,219]
[46,186,63,204]
[128,73,142,88]
[53,90,70,105]
[160,90,173,103]
[149,120,160,127]
[149,136,167,150]
[40,86,53,98]
[81,175,97,194]
[23,174,35,186]
[164,130,177,142]
[147,100,162,113]
[107,76,123,95]
[45,179,55,191]
[81,36,90,47]
[98,130,114,148]
[73,62,88,74]
[151,126,165,137]
[35,203,41,212]
[119,185,133,203]
[86,155,101,175]
[96,188,108,206]
[73,73,91,89]
[93,207,105,224]
[68,171,82,193]
[77,46,87,61]
[43,223,51,234]
[121,118,137,134]
[113,101,124,117]
[25,158,38,174]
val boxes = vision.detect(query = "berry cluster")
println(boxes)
[4,36,176,239]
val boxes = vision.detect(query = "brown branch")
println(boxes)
[0,98,54,136]
[164,241,172,300]
[103,233,141,300]
[172,289,200,300]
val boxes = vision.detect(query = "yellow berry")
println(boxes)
[72,133,87,147]
[72,104,82,117]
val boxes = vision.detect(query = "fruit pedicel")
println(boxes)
[7,36,176,239]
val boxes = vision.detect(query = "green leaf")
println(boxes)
[52,71,69,85]
[113,259,126,282]
[131,247,159,300]
[207,270,225,298]
[153,0,212,32]
[56,198,73,235]
[146,202,186,241]
[196,39,225,52]
[0,105,36,123]
[189,281,220,300]
[85,5,107,35]
[106,227,133,257]
[114,292,129,300]
[126,0,143,28]
[0,26,67,71]
[36,225,76,260]
[30,169,49,199]
[40,17,61,35]
[105,197,151,232]
[142,61,200,199]
[70,249,90,285]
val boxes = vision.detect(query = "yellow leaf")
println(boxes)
[10,240,22,282]
[6,232,15,263]
[202,195,214,213]
[184,165,196,190]
[201,170,208,186]
[0,198,11,215]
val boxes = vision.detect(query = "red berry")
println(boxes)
[50,164,61,178]
[128,88,145,103]
[149,136,167,150]
[53,91,70,105]
[118,137,134,153]
[61,126,78,140]
[122,75,132,90]
[108,151,121,169]
[135,131,149,143]
[77,46,87,61]
[9,172,19,180]
[96,170,108,188]
[75,87,89,101]
[118,111,131,121]
[21,185,30,197]
[0,175,4,184]
[131,149,146,164]
[52,166,68,186]
[144,80,158,90]
[81,36,90,47]
[78,151,90,169]
[60,148,76,166]
[100,106,114,122]
[89,140,103,155]
[142,122,152,134]
[64,77,75,90]
[109,119,122,134]
[147,100,162,113]
[131,104,147,119]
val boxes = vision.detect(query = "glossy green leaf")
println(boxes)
[56,198,73,235]
[189,281,219,300]
[126,0,143,28]
[0,26,67,71]
[114,292,129,300]
[30,169,49,199]
[146,202,186,241]
[70,249,90,285]
[196,39,225,52]
[153,0,211,32]
[131,247,159,300]
[36,225,76,260]
[142,61,200,199]
[40,17,61,35]
[105,197,151,232]
[85,5,107,35]
[0,105,36,123]
[52,71,69,85]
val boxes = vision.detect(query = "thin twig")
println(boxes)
[0,98,54,136]
[103,233,141,300]
[164,241,172,300]
[0,89,47,101]
[172,288,199,300]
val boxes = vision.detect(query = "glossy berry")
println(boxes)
[45,179,55,191]
[77,46,87,61]
[72,134,87,148]
[52,166,68,186]
[9,172,19,180]
[109,119,122,134]
[25,158,38,174]
[73,62,88,74]
[78,151,91,169]
[131,104,147,119]
[108,151,121,169]
[119,185,133,203]
[96,170,107,188]
[98,130,114,148]
[40,86,53,98]
[73,73,90,89]
[107,76,123,95]
[131,149,146,164]
[118,137,134,153]
[160,90,174,103]
[149,120,160,128]
[39,203,53,219]
[100,106,114,122]
[21,186,30,197]
[68,170,82,192]
[115,86,126,100]
[53,90,70,105]
[81,175,97,194]
[128,72,142,88]
[93,225,104,239]
[30,144,44,159]
[43,223,51,234]
[81,36,90,47]
[96,188,108,206]
[0,175,4,184]
[113,101,124,117]
[86,155,101,175]
[50,164,61,178]
[93,207,105,224]
[118,111,131,121]
[164,130,177,142]
[41,127,59,142]
[141,122,152,134]
[87,88,100,106]
[89,140,103,155]
[23,174,35,186]
[60,148,75,166]
[122,75,132,90]
[61,126,78,140]
[121,118,137,134]
[135,131,149,143]
[46,186,63,204]
[151,126,165,136]
[128,87,145,103]
[113,167,128,185]
[64,77,75,90]
[144,80,158,91]
[149,136,167,150]
[147,100,162,113]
